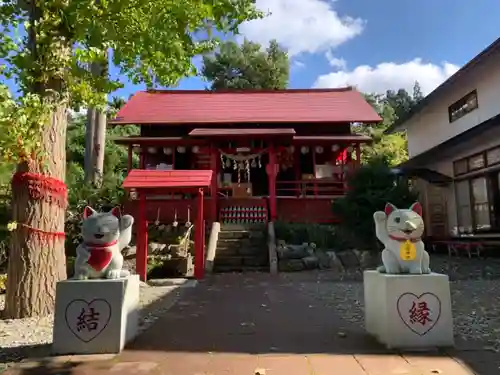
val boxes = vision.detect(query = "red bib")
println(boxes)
[85,240,117,272]
[87,249,113,271]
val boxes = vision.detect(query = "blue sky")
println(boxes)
[4,0,500,100]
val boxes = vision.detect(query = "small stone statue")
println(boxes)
[373,202,431,275]
[73,206,134,280]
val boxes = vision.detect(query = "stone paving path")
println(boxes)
[6,273,498,375]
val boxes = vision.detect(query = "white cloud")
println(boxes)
[313,58,460,95]
[325,50,346,70]
[292,60,306,70]
[240,0,364,56]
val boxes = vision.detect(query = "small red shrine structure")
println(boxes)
[112,88,381,226]
[122,169,212,281]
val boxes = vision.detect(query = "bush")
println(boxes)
[65,172,127,256]
[0,273,6,293]
[332,159,418,252]
[273,222,349,250]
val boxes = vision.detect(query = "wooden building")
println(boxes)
[111,88,381,226]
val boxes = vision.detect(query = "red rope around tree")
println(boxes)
[18,223,66,239]
[11,172,68,240]
[12,172,68,209]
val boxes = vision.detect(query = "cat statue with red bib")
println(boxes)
[73,206,134,280]
[373,202,431,275]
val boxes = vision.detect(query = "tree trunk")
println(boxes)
[86,57,109,187]
[84,106,96,183]
[93,101,107,187]
[5,106,68,319]
[4,1,70,318]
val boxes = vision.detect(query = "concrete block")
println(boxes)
[52,275,140,355]
[363,270,454,349]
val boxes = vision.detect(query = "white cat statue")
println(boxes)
[73,206,134,280]
[373,202,431,275]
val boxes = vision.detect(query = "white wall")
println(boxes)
[404,48,500,158]
[419,125,500,235]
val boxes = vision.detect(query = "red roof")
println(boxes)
[110,88,382,125]
[122,170,212,190]
[189,128,296,137]
[293,135,372,143]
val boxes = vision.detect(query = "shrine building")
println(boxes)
[110,88,381,226]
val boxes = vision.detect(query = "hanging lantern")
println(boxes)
[331,144,339,152]
[163,147,172,155]
[226,159,232,168]
[148,146,157,154]
[251,159,257,168]
[129,190,138,200]
[301,146,309,154]
[177,146,186,153]
[192,146,200,154]
[315,146,324,154]
[132,146,141,153]
[346,146,354,153]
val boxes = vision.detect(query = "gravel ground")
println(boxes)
[286,254,500,352]
[1,254,500,369]
[0,281,189,367]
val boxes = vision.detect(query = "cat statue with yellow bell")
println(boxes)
[373,202,431,274]
[365,202,454,349]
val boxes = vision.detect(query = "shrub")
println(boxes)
[332,159,418,252]
[273,222,348,250]
[0,273,6,293]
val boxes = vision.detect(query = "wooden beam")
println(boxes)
[194,188,205,280]
[136,193,148,281]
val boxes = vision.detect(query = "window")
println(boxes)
[487,147,500,166]
[468,153,485,171]
[471,177,491,230]
[453,159,468,176]
[455,180,473,233]
[448,90,478,123]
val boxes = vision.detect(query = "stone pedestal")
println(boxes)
[364,270,454,349]
[52,275,140,355]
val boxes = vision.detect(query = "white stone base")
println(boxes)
[364,270,454,349]
[52,275,140,355]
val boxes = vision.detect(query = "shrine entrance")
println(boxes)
[122,169,213,281]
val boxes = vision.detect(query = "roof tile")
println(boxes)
[111,88,381,125]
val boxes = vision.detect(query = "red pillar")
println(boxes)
[209,146,218,223]
[267,145,277,221]
[194,188,205,280]
[136,192,148,281]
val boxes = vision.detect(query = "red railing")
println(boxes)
[276,179,346,197]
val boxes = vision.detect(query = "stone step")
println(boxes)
[217,237,266,247]
[221,223,267,231]
[218,230,254,239]
[212,264,269,273]
[214,254,269,267]
[216,246,267,257]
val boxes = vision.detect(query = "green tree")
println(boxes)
[385,88,414,120]
[357,94,408,167]
[412,81,424,104]
[358,83,425,167]
[202,39,290,90]
[0,0,261,318]
[332,160,419,252]
[385,81,424,120]
[108,96,127,118]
